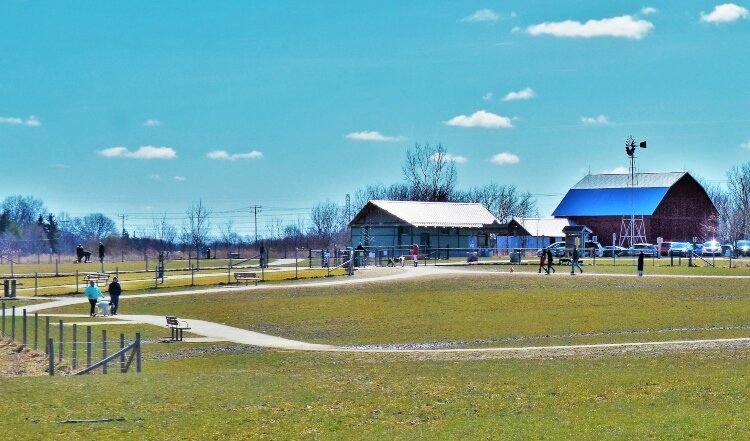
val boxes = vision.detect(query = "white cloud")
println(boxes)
[98,146,177,159]
[490,152,520,165]
[502,87,535,101]
[0,115,41,126]
[150,174,161,180]
[345,130,406,142]
[741,140,750,149]
[206,150,264,160]
[581,115,610,125]
[432,153,468,164]
[482,92,494,101]
[445,110,513,128]
[640,7,658,15]
[700,3,749,23]
[526,15,654,39]
[460,9,499,23]
[173,176,186,181]
[604,166,629,174]
[143,119,162,127]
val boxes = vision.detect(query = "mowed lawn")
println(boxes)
[49,272,750,346]
[4,349,750,440]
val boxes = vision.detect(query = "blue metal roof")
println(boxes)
[552,187,670,216]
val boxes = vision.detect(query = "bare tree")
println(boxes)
[76,213,117,241]
[151,213,177,255]
[456,183,537,222]
[309,200,341,248]
[184,200,212,269]
[219,219,240,258]
[402,143,457,201]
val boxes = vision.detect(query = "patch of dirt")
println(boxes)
[146,344,264,361]
[0,337,50,377]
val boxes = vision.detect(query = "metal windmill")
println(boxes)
[619,135,648,247]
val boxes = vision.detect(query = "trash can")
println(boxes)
[510,251,521,264]
[3,279,16,298]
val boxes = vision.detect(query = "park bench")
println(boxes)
[165,316,191,342]
[234,272,261,285]
[82,273,110,286]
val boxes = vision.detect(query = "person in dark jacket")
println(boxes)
[545,247,555,274]
[637,251,645,277]
[76,244,84,263]
[108,276,122,315]
[570,245,583,275]
[538,250,547,274]
[98,242,105,263]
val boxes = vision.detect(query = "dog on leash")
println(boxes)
[96,299,111,317]
[387,256,405,267]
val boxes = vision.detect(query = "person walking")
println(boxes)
[108,276,122,315]
[637,251,645,277]
[84,280,103,317]
[546,247,556,274]
[570,245,583,275]
[411,243,420,267]
[538,250,547,274]
[98,242,105,263]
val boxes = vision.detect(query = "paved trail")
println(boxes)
[15,266,750,354]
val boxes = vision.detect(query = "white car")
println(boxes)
[702,240,721,256]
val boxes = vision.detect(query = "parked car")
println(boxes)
[627,243,658,257]
[659,242,674,256]
[536,241,566,257]
[701,240,721,256]
[668,242,693,257]
[722,244,734,257]
[582,241,604,257]
[602,246,627,257]
[737,240,750,257]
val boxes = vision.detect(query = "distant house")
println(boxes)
[348,200,502,256]
[499,217,577,250]
[552,172,717,243]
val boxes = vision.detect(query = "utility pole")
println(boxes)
[118,214,128,238]
[251,206,261,245]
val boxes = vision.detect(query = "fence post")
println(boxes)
[58,320,64,362]
[1,303,5,336]
[22,309,27,347]
[34,312,38,351]
[102,330,108,374]
[76,270,79,293]
[227,258,231,284]
[136,332,142,373]
[86,326,92,369]
[72,324,78,370]
[35,272,38,296]
[191,265,194,286]
[55,255,59,277]
[154,265,158,289]
[116,267,119,279]
[45,316,50,353]
[120,333,125,373]
[11,306,15,340]
[48,338,55,376]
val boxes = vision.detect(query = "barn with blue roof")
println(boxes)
[552,172,717,243]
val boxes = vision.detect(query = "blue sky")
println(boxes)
[1,1,749,236]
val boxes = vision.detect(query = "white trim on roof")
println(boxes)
[355,200,500,228]
[513,217,575,238]
[573,172,686,189]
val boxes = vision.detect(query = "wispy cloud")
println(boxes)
[581,115,610,125]
[604,166,629,174]
[502,87,535,101]
[433,153,468,164]
[173,176,186,181]
[482,92,494,101]
[150,174,162,180]
[490,152,520,165]
[526,15,654,39]
[206,150,264,160]
[640,6,658,15]
[445,110,513,128]
[700,3,749,23]
[0,115,41,126]
[143,119,162,127]
[741,140,750,149]
[98,146,177,159]
[460,9,500,23]
[345,130,406,142]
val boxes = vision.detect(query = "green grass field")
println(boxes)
[5,269,750,439]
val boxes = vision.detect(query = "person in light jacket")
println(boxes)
[84,281,103,317]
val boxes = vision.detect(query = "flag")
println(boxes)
[639,141,647,148]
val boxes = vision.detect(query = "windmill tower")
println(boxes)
[619,135,648,247]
